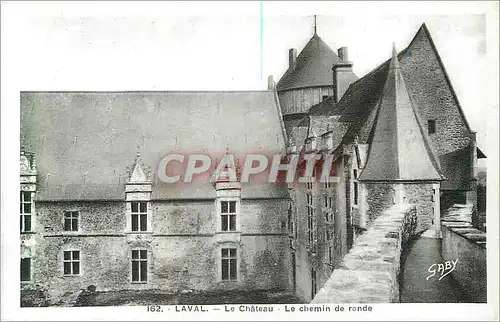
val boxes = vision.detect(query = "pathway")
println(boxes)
[399,236,469,303]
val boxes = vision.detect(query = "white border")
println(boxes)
[2,1,499,321]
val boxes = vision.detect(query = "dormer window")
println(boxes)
[131,202,148,232]
[306,137,317,151]
[428,120,436,134]
[220,200,238,232]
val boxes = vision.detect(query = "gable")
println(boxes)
[400,24,472,155]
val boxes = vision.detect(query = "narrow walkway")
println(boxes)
[399,236,469,303]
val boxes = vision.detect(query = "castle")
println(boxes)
[20,22,484,304]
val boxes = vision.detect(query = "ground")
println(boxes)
[74,289,303,307]
[399,236,469,303]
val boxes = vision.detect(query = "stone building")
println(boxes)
[20,22,484,304]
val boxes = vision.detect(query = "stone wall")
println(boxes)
[311,204,417,303]
[365,183,394,223]
[27,198,290,301]
[288,157,348,302]
[278,87,334,116]
[441,221,486,303]
[400,26,472,190]
[404,183,435,234]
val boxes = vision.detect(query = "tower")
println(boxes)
[276,16,358,134]
[358,43,444,234]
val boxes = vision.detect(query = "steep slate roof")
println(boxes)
[358,45,442,182]
[276,33,357,91]
[21,91,289,201]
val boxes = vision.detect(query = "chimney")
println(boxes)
[267,75,275,90]
[338,47,348,62]
[332,47,354,102]
[289,48,297,69]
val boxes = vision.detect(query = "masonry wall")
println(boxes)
[365,183,394,223]
[441,222,486,303]
[30,197,290,300]
[311,204,418,303]
[400,27,472,191]
[404,183,435,234]
[278,87,333,116]
[290,156,347,302]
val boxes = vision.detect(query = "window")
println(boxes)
[20,191,32,232]
[287,204,293,236]
[21,258,31,281]
[221,248,237,281]
[329,245,334,264]
[63,250,80,275]
[64,211,79,232]
[326,230,333,241]
[353,169,359,206]
[131,249,148,282]
[353,182,359,205]
[131,202,147,232]
[329,197,333,208]
[221,200,237,232]
[322,95,329,101]
[428,120,436,134]
[306,191,315,251]
[324,196,328,207]
[307,208,315,252]
[311,268,317,299]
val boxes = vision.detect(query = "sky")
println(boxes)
[1,1,498,157]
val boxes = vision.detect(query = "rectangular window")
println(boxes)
[131,249,147,282]
[221,248,237,281]
[307,207,315,251]
[63,250,80,275]
[64,211,79,232]
[329,246,334,264]
[221,200,237,232]
[131,202,147,232]
[323,196,328,207]
[428,120,436,134]
[353,182,359,205]
[20,191,32,232]
[311,268,317,299]
[329,197,333,208]
[287,205,293,236]
[21,258,31,281]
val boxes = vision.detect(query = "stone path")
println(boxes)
[399,236,469,303]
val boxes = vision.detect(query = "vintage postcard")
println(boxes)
[1,1,499,321]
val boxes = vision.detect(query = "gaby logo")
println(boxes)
[156,153,340,184]
[426,259,458,281]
